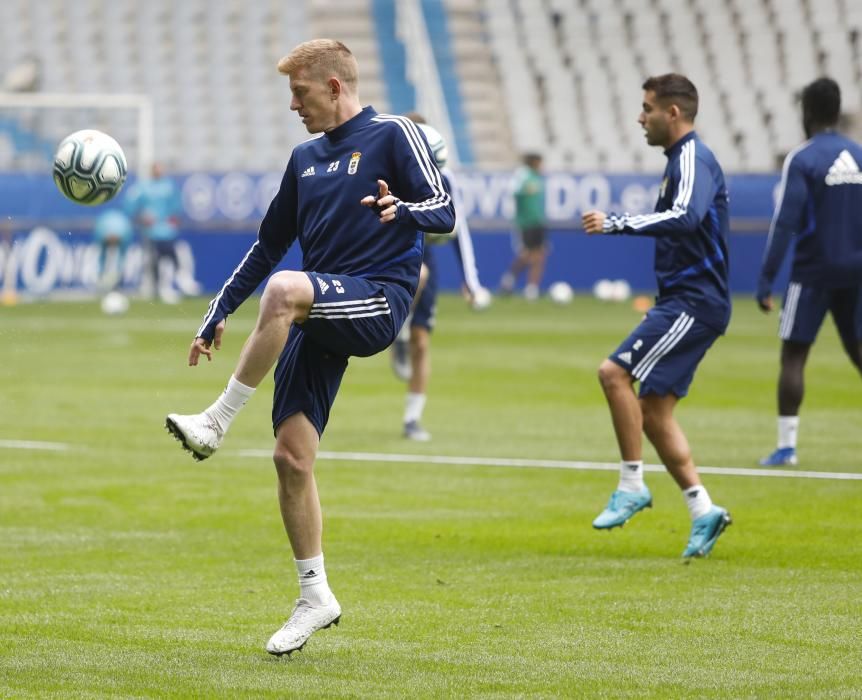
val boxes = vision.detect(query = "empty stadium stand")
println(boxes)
[2,0,861,173]
[483,0,862,172]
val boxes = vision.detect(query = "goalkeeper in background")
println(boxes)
[92,208,133,293]
[124,162,183,303]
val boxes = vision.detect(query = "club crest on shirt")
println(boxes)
[348,152,361,175]
[659,176,668,198]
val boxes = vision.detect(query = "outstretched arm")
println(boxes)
[192,162,299,351]
[587,146,718,238]
[188,319,225,365]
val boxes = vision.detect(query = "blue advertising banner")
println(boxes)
[0,170,782,224]
[0,170,787,298]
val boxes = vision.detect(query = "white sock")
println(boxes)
[617,460,645,493]
[683,484,713,520]
[777,415,799,449]
[296,554,333,606]
[205,375,255,433]
[404,392,426,424]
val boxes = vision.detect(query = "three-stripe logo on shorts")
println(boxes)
[778,282,801,340]
[632,311,695,381]
[308,296,391,320]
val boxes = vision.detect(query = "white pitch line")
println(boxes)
[0,439,73,451]
[230,449,862,481]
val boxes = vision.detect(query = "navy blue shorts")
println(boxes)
[608,302,721,398]
[778,281,861,345]
[272,272,412,435]
[411,247,438,332]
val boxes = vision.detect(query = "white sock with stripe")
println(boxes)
[296,554,333,606]
[683,484,713,520]
[617,460,645,493]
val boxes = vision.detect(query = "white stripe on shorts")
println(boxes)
[308,308,392,320]
[632,312,695,381]
[779,282,801,340]
[308,296,391,320]
[314,296,388,308]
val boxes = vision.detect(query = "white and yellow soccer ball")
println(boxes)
[53,129,127,206]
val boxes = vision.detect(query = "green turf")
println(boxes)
[1,294,860,698]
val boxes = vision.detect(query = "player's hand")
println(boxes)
[757,294,774,313]
[361,179,399,223]
[188,320,225,366]
[756,278,773,313]
[582,210,607,234]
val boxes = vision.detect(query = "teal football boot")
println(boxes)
[682,505,732,558]
[592,487,652,529]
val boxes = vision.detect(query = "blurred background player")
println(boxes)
[391,116,453,441]
[125,162,183,303]
[499,153,547,300]
[756,77,862,467]
[92,207,133,295]
[395,236,438,442]
[391,114,489,440]
[582,73,732,559]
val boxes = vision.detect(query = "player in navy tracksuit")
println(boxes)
[582,73,731,559]
[164,40,455,656]
[391,116,491,441]
[756,78,862,467]
[391,121,451,442]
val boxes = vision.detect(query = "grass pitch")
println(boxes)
[1,293,860,698]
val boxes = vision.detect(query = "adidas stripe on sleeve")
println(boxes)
[603,140,714,237]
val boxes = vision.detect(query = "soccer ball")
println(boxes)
[417,123,448,168]
[100,291,129,315]
[471,286,493,311]
[548,281,574,304]
[593,278,615,301]
[609,279,632,302]
[53,130,127,206]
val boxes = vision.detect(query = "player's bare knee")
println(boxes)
[261,271,306,317]
[598,359,625,392]
[272,445,314,483]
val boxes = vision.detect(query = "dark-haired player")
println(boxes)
[582,73,732,558]
[757,77,862,466]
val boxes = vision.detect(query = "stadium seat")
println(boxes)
[2,0,862,173]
